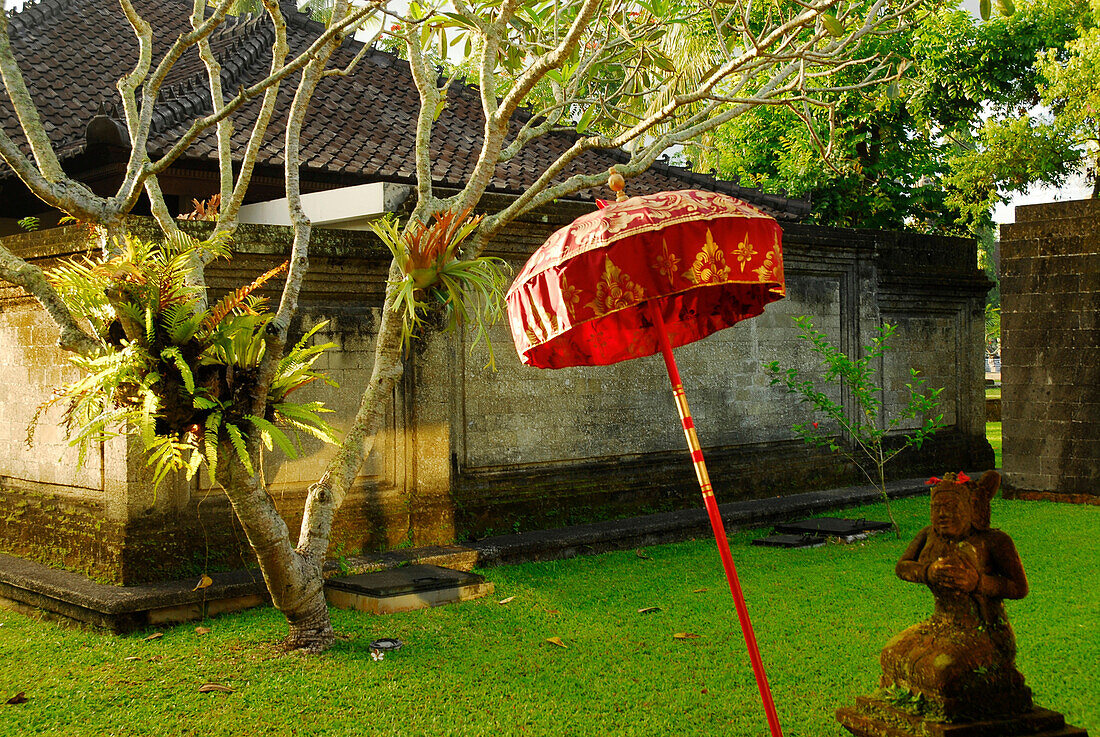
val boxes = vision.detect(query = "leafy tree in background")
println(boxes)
[686,0,1090,235]
[0,0,938,652]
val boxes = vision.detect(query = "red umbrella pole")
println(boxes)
[648,302,783,737]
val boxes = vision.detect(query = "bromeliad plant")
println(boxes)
[366,209,510,367]
[766,316,944,536]
[29,232,339,490]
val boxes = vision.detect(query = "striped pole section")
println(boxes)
[648,301,784,737]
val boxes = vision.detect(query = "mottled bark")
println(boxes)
[216,449,333,652]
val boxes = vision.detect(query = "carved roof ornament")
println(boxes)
[85,100,130,150]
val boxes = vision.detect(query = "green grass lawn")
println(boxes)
[1,496,1096,737]
[988,421,1003,468]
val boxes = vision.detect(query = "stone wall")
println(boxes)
[999,199,1099,503]
[444,222,992,536]
[0,212,994,583]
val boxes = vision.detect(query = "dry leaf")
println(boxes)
[497,596,515,605]
[637,607,661,614]
[124,656,140,662]
[195,626,211,636]
[545,637,567,648]
[546,609,560,615]
[692,588,708,594]
[673,632,700,640]
[142,632,164,641]
[192,574,213,592]
[635,549,651,559]
[197,683,234,694]
[5,692,27,705]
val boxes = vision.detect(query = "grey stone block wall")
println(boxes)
[1000,199,1099,503]
[0,212,994,582]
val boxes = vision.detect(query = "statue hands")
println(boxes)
[928,556,980,592]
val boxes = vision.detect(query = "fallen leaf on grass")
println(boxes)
[197,684,234,694]
[142,633,163,641]
[497,596,515,605]
[192,574,213,592]
[124,656,140,662]
[637,607,661,614]
[545,637,567,649]
[5,692,27,705]
[635,549,651,560]
[692,588,708,594]
[545,609,560,615]
[673,632,700,640]
[195,627,211,636]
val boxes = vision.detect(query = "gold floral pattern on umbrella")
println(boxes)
[508,189,784,369]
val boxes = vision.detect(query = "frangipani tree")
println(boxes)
[1,0,932,652]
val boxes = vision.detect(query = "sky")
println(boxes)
[2,0,1092,223]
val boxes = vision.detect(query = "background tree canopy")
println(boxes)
[684,0,1096,236]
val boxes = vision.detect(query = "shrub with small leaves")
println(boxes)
[766,316,944,536]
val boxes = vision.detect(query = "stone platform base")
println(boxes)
[837,696,1089,737]
[324,564,494,615]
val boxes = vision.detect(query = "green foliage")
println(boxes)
[1036,0,1100,194]
[766,316,945,534]
[687,0,1091,234]
[985,303,1001,357]
[366,210,511,368]
[17,215,41,232]
[29,233,339,491]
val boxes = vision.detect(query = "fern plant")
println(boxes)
[366,209,511,368]
[31,232,339,490]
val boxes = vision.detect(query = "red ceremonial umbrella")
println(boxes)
[506,175,787,736]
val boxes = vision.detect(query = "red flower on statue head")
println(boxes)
[957,472,971,483]
[925,476,941,486]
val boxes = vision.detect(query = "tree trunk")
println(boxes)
[216,447,334,652]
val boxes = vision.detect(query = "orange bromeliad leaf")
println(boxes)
[401,208,484,287]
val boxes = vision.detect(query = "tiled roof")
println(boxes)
[1,0,810,220]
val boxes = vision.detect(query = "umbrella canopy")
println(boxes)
[507,189,785,369]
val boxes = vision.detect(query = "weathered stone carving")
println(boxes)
[837,470,1089,737]
[880,470,1029,719]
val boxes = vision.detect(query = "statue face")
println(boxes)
[932,492,971,539]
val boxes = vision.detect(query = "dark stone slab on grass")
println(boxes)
[750,533,827,549]
[773,517,892,541]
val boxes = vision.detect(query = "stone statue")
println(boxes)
[837,470,1089,737]
[879,470,1030,719]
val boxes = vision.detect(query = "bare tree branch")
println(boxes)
[0,245,100,356]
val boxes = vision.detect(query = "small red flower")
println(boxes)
[957,472,971,483]
[925,476,941,486]
[812,422,819,429]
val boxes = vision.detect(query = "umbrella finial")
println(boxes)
[607,166,627,202]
